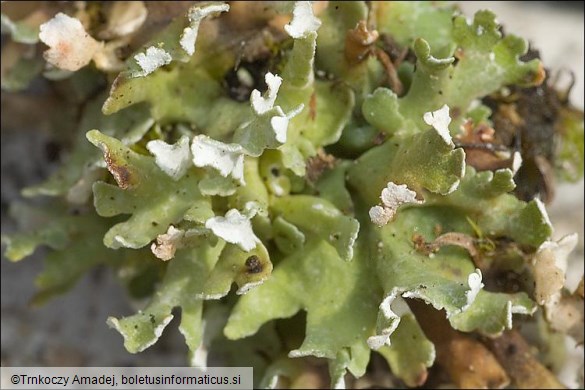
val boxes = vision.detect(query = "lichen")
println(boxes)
[1,1,583,388]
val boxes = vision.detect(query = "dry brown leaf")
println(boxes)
[486,330,565,389]
[410,301,510,389]
[306,149,336,183]
[413,231,486,268]
[455,120,518,172]
[532,234,577,305]
[150,226,184,261]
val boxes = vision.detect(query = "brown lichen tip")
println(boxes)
[103,148,136,189]
[345,20,379,65]
[306,149,336,183]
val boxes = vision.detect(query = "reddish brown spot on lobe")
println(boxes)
[245,255,262,274]
[105,150,134,189]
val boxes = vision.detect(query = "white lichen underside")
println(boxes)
[423,104,453,145]
[461,269,484,312]
[180,3,230,56]
[251,72,282,115]
[191,135,245,184]
[39,13,102,71]
[205,209,260,251]
[284,1,322,39]
[147,135,192,180]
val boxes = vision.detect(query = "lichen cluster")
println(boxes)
[1,1,583,388]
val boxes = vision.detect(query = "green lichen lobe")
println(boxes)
[2,1,583,388]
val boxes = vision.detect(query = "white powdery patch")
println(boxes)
[205,209,260,251]
[133,46,172,77]
[180,3,230,56]
[251,72,283,115]
[146,135,192,180]
[369,205,393,227]
[284,1,322,39]
[191,135,245,185]
[150,225,185,261]
[369,182,423,226]
[39,13,102,71]
[423,104,453,145]
[381,182,420,208]
[270,104,304,143]
[461,269,484,312]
